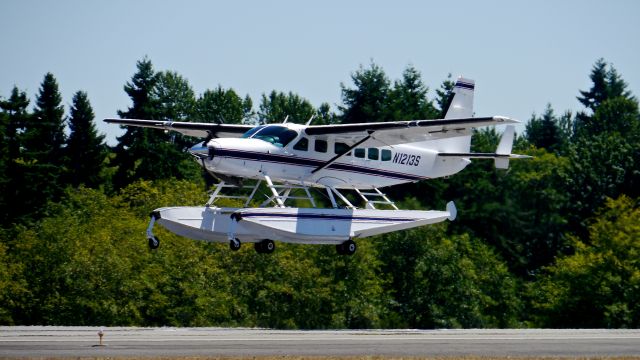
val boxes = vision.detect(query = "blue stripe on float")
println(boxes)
[238,212,418,222]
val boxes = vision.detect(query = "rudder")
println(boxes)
[444,77,475,119]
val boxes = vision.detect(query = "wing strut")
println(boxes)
[311,131,374,174]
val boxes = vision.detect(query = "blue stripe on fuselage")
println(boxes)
[214,148,426,181]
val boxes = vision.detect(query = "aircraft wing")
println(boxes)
[305,116,519,146]
[104,118,253,138]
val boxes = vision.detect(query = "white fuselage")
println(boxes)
[190,124,472,189]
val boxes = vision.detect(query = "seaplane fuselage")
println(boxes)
[189,123,472,189]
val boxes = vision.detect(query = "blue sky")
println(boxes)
[1,0,639,144]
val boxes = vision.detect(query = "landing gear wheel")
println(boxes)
[336,240,356,255]
[229,238,241,251]
[254,239,275,254]
[148,236,160,250]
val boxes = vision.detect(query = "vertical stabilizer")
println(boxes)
[444,77,475,119]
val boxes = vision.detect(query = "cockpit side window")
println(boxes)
[245,125,298,147]
[293,137,309,151]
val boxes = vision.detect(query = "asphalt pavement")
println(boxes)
[1,327,640,357]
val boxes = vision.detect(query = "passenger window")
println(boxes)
[354,148,365,158]
[368,148,379,160]
[381,149,392,161]
[334,142,349,155]
[315,139,327,153]
[293,137,308,151]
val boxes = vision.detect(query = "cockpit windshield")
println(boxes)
[241,125,298,147]
[241,125,265,139]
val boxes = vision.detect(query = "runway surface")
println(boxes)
[2,327,640,358]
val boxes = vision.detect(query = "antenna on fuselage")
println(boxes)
[305,115,315,126]
[282,115,289,124]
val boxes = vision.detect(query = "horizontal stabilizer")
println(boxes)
[438,125,531,169]
[437,152,532,169]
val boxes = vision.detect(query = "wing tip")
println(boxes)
[493,116,521,124]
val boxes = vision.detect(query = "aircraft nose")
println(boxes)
[188,142,208,158]
[207,140,218,160]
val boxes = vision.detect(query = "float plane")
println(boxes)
[105,77,529,255]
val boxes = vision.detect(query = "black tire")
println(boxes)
[342,240,356,255]
[263,239,275,254]
[229,239,241,251]
[148,236,160,250]
[255,239,275,254]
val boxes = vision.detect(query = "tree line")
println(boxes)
[0,57,638,328]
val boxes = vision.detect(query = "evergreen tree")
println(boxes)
[525,104,568,153]
[339,62,390,124]
[387,65,438,121]
[577,58,633,112]
[0,87,30,223]
[574,59,635,139]
[258,91,315,124]
[0,87,30,162]
[13,73,68,221]
[112,57,159,188]
[25,73,66,166]
[66,91,106,188]
[196,86,253,124]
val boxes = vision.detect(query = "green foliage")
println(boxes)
[4,184,236,326]
[340,62,391,123]
[386,66,439,121]
[258,91,315,124]
[443,129,571,275]
[0,235,28,324]
[376,224,521,328]
[525,104,572,154]
[196,86,253,124]
[111,58,201,188]
[154,71,197,122]
[529,196,640,327]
